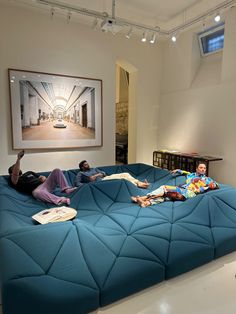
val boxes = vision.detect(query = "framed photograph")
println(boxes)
[8,69,102,149]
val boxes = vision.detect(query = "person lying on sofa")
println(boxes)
[8,150,76,205]
[74,160,149,189]
[131,163,219,207]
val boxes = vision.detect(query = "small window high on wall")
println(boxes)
[198,23,225,57]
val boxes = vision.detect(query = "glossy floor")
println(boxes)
[97,251,236,314]
[1,252,236,314]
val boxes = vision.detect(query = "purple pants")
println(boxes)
[32,168,70,205]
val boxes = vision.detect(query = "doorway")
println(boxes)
[116,59,138,164]
[115,66,129,164]
[82,103,87,127]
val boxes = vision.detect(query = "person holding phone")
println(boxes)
[8,150,76,205]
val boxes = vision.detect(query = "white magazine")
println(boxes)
[32,206,77,224]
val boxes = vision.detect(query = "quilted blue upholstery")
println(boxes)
[0,163,236,314]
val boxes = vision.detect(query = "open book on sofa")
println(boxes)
[32,206,77,224]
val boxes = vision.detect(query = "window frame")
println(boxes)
[198,23,225,57]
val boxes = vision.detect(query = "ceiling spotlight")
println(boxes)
[150,33,156,44]
[214,13,221,22]
[141,31,147,42]
[171,35,177,42]
[126,27,133,39]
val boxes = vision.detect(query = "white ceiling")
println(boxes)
[5,0,218,23]
[2,0,234,34]
[115,0,201,21]
[44,0,201,22]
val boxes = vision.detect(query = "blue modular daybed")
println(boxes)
[1,163,236,314]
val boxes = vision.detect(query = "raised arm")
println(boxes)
[170,169,190,175]
[10,150,25,185]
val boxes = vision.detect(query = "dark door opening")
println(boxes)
[82,103,87,127]
[116,66,129,164]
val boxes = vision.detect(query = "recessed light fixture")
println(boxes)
[214,13,221,22]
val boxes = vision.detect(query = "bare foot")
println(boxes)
[140,200,151,207]
[64,187,77,194]
[58,197,70,206]
[134,197,150,207]
[137,179,150,189]
[131,196,138,203]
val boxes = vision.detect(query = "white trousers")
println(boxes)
[102,172,139,186]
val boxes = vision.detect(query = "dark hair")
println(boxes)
[79,160,87,171]
[8,165,14,175]
[166,191,186,201]
[196,162,207,168]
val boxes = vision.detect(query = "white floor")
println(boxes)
[1,252,236,314]
[97,251,236,314]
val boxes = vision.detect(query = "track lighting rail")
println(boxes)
[37,0,236,40]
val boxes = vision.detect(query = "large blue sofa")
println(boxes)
[1,163,236,314]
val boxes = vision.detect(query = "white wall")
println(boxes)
[0,2,161,174]
[158,7,236,186]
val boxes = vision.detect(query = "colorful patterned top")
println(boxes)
[147,170,219,205]
[175,170,219,197]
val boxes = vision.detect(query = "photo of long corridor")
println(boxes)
[15,74,98,143]
[22,119,95,140]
